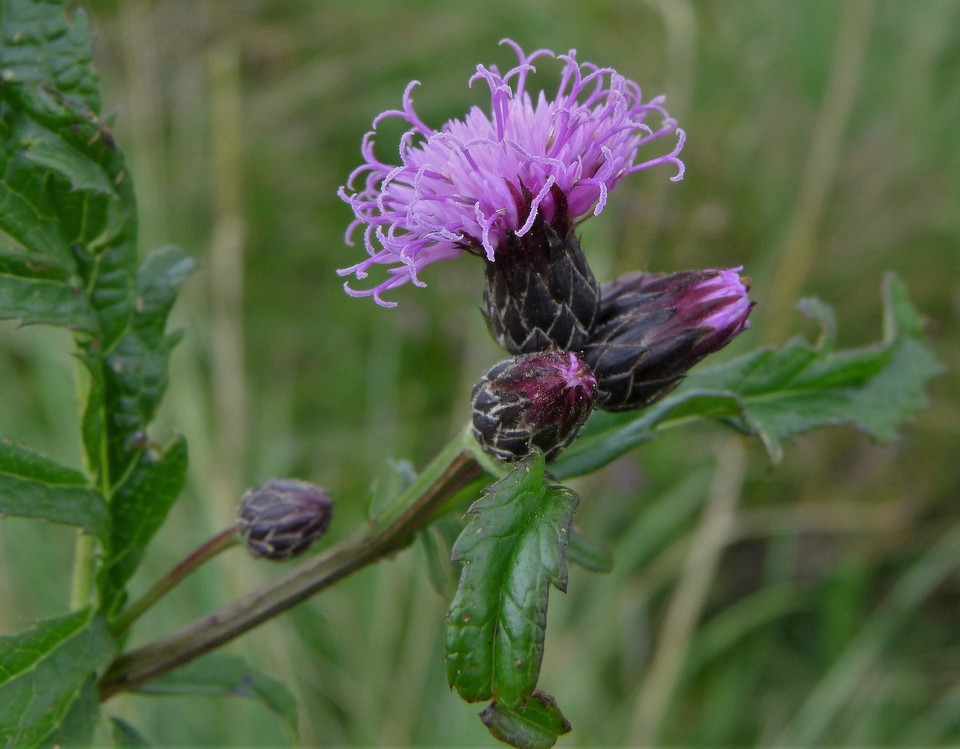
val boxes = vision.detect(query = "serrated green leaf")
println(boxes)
[94,245,194,482]
[1,49,134,295]
[2,0,194,627]
[97,436,188,618]
[134,654,298,738]
[553,273,943,474]
[0,248,96,330]
[0,609,113,749]
[479,691,572,749]
[0,440,106,535]
[0,0,100,111]
[445,453,578,707]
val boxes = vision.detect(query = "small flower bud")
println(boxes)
[584,267,753,411]
[482,189,600,355]
[237,478,333,561]
[471,350,597,462]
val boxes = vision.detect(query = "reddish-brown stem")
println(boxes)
[98,446,482,700]
[111,526,240,636]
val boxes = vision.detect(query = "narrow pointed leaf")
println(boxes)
[109,717,151,747]
[97,436,188,617]
[0,441,106,535]
[135,654,298,737]
[445,452,578,707]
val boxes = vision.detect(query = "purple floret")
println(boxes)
[339,39,685,306]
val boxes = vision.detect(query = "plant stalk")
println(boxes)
[98,432,483,700]
[111,526,241,636]
[69,532,96,610]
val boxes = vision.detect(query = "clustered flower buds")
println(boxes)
[471,350,597,462]
[237,479,333,561]
[340,40,755,464]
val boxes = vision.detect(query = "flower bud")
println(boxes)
[584,267,753,411]
[482,188,599,355]
[237,478,333,561]
[471,350,597,462]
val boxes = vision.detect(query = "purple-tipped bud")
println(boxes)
[237,478,333,561]
[471,350,598,462]
[482,191,600,355]
[584,267,753,411]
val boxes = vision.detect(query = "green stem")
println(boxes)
[98,428,485,700]
[69,345,99,611]
[69,532,95,610]
[111,526,241,636]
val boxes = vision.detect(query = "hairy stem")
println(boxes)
[98,430,484,700]
[111,527,241,636]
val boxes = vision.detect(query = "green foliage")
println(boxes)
[0,609,112,748]
[0,1,193,744]
[480,692,571,749]
[0,441,106,535]
[554,273,943,478]
[446,452,577,747]
[0,1,953,747]
[96,435,188,617]
[134,653,299,739]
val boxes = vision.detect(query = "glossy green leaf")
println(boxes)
[0,609,113,749]
[135,654,298,737]
[0,441,106,535]
[445,453,578,707]
[480,691,572,749]
[97,436,188,618]
[554,273,943,475]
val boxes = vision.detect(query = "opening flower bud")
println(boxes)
[471,350,597,462]
[237,478,333,561]
[584,267,753,411]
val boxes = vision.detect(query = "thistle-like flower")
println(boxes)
[338,39,685,313]
[584,268,753,411]
[237,478,333,561]
[471,350,597,463]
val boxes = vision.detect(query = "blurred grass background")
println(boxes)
[1,0,959,745]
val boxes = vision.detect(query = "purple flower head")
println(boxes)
[471,350,598,462]
[339,39,686,307]
[585,267,753,411]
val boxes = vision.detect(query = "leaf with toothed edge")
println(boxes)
[445,452,578,709]
[552,273,943,477]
